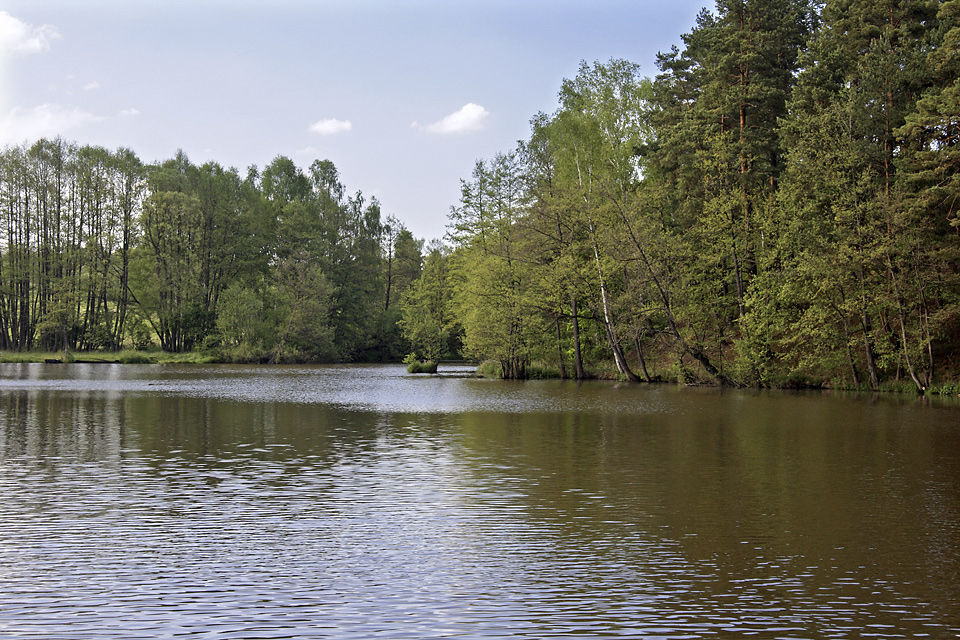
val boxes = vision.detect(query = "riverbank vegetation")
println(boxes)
[407,0,960,392]
[0,145,430,365]
[0,350,216,364]
[2,0,959,392]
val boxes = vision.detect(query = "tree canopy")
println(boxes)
[440,0,959,391]
[0,145,422,363]
[3,0,958,391]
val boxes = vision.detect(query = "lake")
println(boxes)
[1,362,958,639]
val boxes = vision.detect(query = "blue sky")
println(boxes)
[1,0,707,240]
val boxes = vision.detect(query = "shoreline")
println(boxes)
[1,351,958,397]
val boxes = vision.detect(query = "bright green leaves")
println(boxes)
[443,0,960,388]
[0,142,413,362]
[445,152,537,378]
[140,189,205,352]
[0,139,146,352]
[400,244,455,364]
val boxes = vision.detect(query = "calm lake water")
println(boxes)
[1,363,959,639]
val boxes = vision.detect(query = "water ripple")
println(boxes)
[0,363,668,414]
[1,364,958,638]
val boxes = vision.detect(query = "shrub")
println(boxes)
[476,360,501,378]
[526,363,562,379]
[930,383,960,396]
[406,359,438,374]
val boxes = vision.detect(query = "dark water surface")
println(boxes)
[1,363,959,639]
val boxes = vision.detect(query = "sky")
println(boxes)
[0,0,708,241]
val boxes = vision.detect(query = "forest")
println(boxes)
[1,0,959,391]
[0,145,425,364]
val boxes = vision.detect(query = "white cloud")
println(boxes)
[308,118,352,136]
[119,108,140,117]
[0,11,60,55]
[424,103,489,135]
[0,104,102,145]
[83,81,101,91]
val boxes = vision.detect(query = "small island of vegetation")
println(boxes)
[2,0,959,394]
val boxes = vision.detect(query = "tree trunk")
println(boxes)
[591,234,639,382]
[634,336,652,382]
[555,313,567,379]
[861,308,880,390]
[571,298,584,380]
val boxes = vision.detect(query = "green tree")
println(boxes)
[532,59,654,381]
[138,187,204,352]
[401,243,455,365]
[448,151,542,378]
[374,216,423,360]
[768,0,942,389]
[268,252,337,363]
[648,0,813,383]
[0,140,145,353]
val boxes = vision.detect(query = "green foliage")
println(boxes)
[0,143,419,363]
[4,0,960,387]
[476,360,502,378]
[400,244,456,363]
[0,139,145,352]
[526,363,564,379]
[930,383,960,396]
[126,314,157,351]
[437,0,960,391]
[404,354,439,374]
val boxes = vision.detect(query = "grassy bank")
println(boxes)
[0,350,221,365]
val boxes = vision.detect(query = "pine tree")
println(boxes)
[771,0,941,389]
[648,0,813,383]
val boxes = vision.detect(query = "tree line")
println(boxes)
[0,141,424,362]
[402,0,960,391]
[3,0,958,390]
